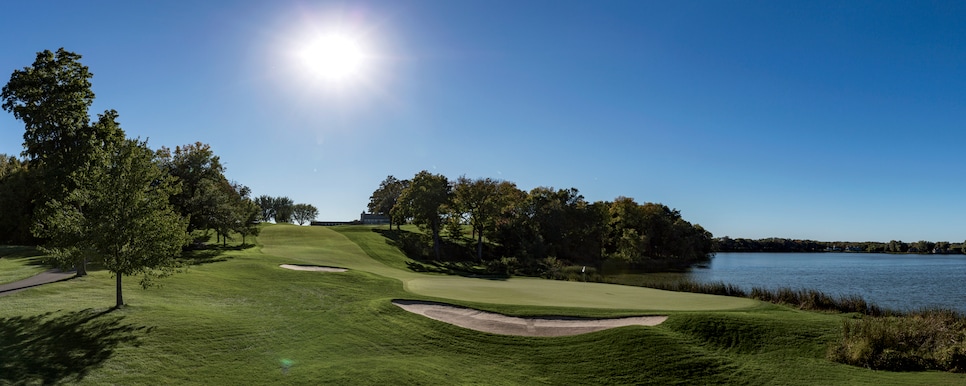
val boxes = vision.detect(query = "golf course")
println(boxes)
[2,224,965,384]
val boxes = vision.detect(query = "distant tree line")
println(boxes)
[253,195,318,226]
[715,237,963,254]
[368,171,714,273]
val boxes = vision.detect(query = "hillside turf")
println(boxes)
[1,224,964,384]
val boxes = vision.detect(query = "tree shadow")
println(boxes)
[404,260,509,281]
[0,246,48,267]
[0,308,150,384]
[179,243,253,265]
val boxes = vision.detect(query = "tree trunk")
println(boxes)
[477,230,483,261]
[115,274,124,308]
[432,226,440,260]
[75,257,88,277]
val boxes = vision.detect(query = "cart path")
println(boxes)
[0,269,76,297]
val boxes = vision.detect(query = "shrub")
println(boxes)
[828,309,966,372]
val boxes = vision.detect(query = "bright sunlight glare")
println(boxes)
[298,33,368,83]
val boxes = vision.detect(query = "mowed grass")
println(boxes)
[0,245,48,285]
[0,224,963,384]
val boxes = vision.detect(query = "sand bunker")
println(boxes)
[392,300,668,337]
[279,264,348,272]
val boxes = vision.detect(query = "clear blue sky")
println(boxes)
[3,1,966,242]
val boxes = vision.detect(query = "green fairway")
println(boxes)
[272,225,759,312]
[2,224,965,384]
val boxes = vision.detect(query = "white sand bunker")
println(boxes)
[393,300,668,337]
[279,264,348,272]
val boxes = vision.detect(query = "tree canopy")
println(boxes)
[1,48,256,306]
[38,137,190,308]
[379,171,715,273]
[393,171,451,259]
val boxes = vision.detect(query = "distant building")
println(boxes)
[311,212,389,226]
[360,212,390,225]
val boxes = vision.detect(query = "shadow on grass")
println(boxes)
[0,308,151,384]
[374,228,508,280]
[405,260,509,280]
[0,246,47,266]
[179,243,254,265]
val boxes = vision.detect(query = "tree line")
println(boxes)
[714,237,964,254]
[253,195,318,226]
[0,49,313,306]
[368,171,714,273]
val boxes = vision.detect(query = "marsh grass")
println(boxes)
[828,309,966,372]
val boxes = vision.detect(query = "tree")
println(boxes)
[292,203,319,225]
[393,171,451,259]
[2,48,94,180]
[37,138,189,307]
[156,142,227,234]
[234,198,261,245]
[272,196,294,223]
[211,181,257,246]
[255,195,275,222]
[453,176,520,260]
[2,48,125,274]
[368,175,409,230]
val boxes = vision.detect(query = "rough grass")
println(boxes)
[0,225,964,384]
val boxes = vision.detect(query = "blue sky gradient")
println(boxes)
[3,1,965,242]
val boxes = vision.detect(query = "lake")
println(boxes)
[678,252,966,313]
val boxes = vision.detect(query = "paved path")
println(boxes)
[0,269,76,297]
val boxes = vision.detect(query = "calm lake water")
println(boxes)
[680,252,966,313]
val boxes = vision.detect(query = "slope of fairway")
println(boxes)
[267,225,759,312]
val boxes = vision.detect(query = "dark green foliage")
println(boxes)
[38,138,190,307]
[379,172,714,274]
[392,171,451,259]
[368,175,409,230]
[0,155,38,244]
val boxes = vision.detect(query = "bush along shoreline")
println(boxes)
[607,276,966,373]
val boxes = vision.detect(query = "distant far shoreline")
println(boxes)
[715,237,964,254]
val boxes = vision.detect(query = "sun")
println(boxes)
[297,33,368,83]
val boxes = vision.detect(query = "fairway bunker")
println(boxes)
[392,300,668,337]
[279,264,348,272]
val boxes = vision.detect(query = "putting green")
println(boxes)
[261,225,760,312]
[405,277,758,311]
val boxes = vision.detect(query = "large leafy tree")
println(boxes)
[291,203,319,225]
[393,171,451,259]
[453,176,521,260]
[272,196,295,223]
[368,175,409,230]
[37,138,189,308]
[2,48,125,275]
[156,142,228,234]
[254,195,276,223]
